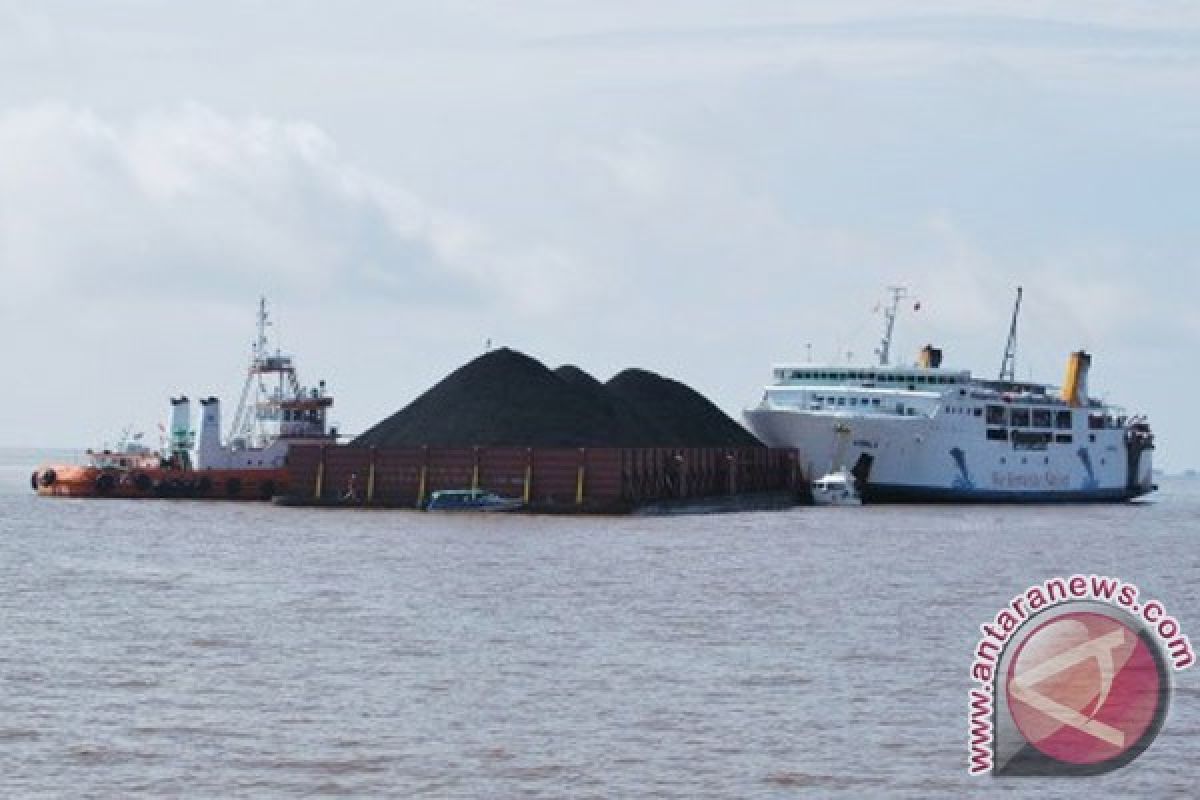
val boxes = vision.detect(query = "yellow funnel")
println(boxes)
[1061,351,1092,407]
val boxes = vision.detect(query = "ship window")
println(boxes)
[987,428,1008,441]
[1089,433,1096,443]
[837,397,846,406]
[872,398,881,406]
[973,408,982,417]
[986,405,1006,425]
[895,403,904,414]
[849,397,858,406]
[1056,410,1072,429]
[1012,430,1051,450]
[1032,410,1053,428]
[1011,409,1031,427]
[1055,434,1073,444]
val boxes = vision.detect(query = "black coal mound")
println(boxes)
[353,348,762,449]
[606,368,762,447]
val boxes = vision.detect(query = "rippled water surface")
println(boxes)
[2,449,1197,797]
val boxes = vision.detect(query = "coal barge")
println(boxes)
[278,348,804,513]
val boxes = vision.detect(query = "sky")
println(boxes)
[1,2,1198,470]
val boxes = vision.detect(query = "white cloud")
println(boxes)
[0,102,589,313]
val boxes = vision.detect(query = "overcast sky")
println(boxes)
[2,2,1198,469]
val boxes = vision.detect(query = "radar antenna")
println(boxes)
[998,286,1023,382]
[875,286,908,366]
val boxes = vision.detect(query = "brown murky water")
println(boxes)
[2,449,1196,797]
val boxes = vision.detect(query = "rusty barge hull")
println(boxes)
[281,444,804,513]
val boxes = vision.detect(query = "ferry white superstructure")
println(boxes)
[743,289,1156,502]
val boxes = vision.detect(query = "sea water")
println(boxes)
[2,449,1196,797]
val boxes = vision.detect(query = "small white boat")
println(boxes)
[426,489,524,512]
[811,469,862,506]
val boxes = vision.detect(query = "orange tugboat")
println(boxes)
[32,299,337,500]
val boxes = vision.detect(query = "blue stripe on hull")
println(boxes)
[862,484,1150,504]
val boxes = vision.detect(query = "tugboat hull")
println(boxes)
[33,465,288,501]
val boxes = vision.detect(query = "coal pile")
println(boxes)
[352,348,762,448]
[607,368,762,447]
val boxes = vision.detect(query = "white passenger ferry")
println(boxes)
[744,288,1156,503]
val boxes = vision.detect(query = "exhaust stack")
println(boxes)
[196,397,224,469]
[1061,351,1092,407]
[168,396,193,458]
[918,344,943,369]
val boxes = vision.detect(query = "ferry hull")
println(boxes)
[861,484,1147,504]
[745,407,1155,504]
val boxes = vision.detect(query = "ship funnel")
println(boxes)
[169,396,192,453]
[918,344,943,369]
[1061,351,1092,407]
[196,396,224,469]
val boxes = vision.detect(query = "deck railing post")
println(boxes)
[366,447,376,504]
[576,447,586,505]
[523,448,533,505]
[314,446,326,500]
[416,445,429,509]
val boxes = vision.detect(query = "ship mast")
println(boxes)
[875,286,908,367]
[998,286,1023,383]
[226,297,334,448]
[229,297,273,445]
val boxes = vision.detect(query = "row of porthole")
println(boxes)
[997,456,1106,466]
